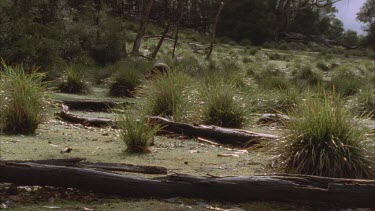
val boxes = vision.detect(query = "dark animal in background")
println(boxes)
[145,63,170,79]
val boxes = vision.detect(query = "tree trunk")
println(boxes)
[206,2,224,60]
[8,158,167,175]
[151,23,170,59]
[55,99,130,112]
[149,116,278,147]
[172,0,183,59]
[0,162,374,207]
[131,0,154,56]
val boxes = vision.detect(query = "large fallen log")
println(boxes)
[0,162,374,207]
[56,111,114,127]
[54,99,130,112]
[8,158,167,175]
[149,116,279,147]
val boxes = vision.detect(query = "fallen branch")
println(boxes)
[149,116,279,147]
[8,158,167,175]
[56,111,114,127]
[55,99,129,112]
[0,162,374,207]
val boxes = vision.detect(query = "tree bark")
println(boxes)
[131,0,154,56]
[151,23,170,59]
[56,111,114,127]
[0,162,374,207]
[55,100,130,112]
[8,158,167,175]
[206,2,224,60]
[149,116,278,147]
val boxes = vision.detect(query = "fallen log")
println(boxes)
[54,99,130,112]
[257,113,291,125]
[56,110,278,147]
[149,116,278,147]
[0,162,374,207]
[8,158,167,175]
[56,111,114,127]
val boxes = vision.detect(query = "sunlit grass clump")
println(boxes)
[139,70,190,121]
[279,94,374,179]
[201,83,246,128]
[117,113,160,153]
[0,63,47,134]
[58,65,90,94]
[109,68,142,97]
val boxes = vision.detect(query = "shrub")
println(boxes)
[0,63,47,134]
[201,83,246,128]
[139,70,190,121]
[279,94,374,178]
[331,69,362,96]
[109,68,142,97]
[116,113,160,153]
[295,63,323,87]
[58,65,90,94]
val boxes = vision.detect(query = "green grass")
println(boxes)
[279,93,374,179]
[109,67,142,97]
[0,63,47,134]
[355,89,375,118]
[331,68,362,96]
[139,70,191,121]
[201,83,247,128]
[116,112,160,153]
[58,65,90,94]
[295,63,323,87]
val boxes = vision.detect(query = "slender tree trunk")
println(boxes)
[206,2,224,60]
[131,0,154,56]
[151,23,170,59]
[172,0,183,59]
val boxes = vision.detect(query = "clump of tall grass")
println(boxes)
[58,65,90,94]
[201,83,246,128]
[331,68,362,96]
[279,93,374,179]
[257,66,290,90]
[0,63,47,134]
[116,112,160,153]
[139,70,191,121]
[295,63,323,87]
[355,89,375,118]
[109,68,142,97]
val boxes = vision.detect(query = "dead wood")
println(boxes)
[7,158,167,175]
[55,99,130,112]
[0,162,374,207]
[149,116,279,147]
[56,111,114,127]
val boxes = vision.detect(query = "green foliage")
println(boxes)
[139,70,191,121]
[109,67,142,98]
[0,63,47,134]
[331,68,362,96]
[295,63,323,87]
[356,89,375,117]
[257,65,290,90]
[116,112,160,153]
[201,83,246,128]
[279,94,374,178]
[58,65,90,94]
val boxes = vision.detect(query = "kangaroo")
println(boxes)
[145,63,170,79]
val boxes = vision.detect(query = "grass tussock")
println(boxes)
[58,65,90,94]
[279,93,374,179]
[109,68,142,97]
[331,69,362,96]
[201,83,246,128]
[0,63,47,134]
[117,113,160,153]
[139,70,191,121]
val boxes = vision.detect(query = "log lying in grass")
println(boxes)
[8,158,167,175]
[0,162,374,207]
[56,111,114,127]
[149,116,279,147]
[54,99,130,112]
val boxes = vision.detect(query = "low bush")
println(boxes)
[58,65,90,94]
[139,70,191,121]
[0,63,47,134]
[109,68,142,97]
[116,112,160,153]
[331,69,362,96]
[201,83,246,128]
[279,93,374,178]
